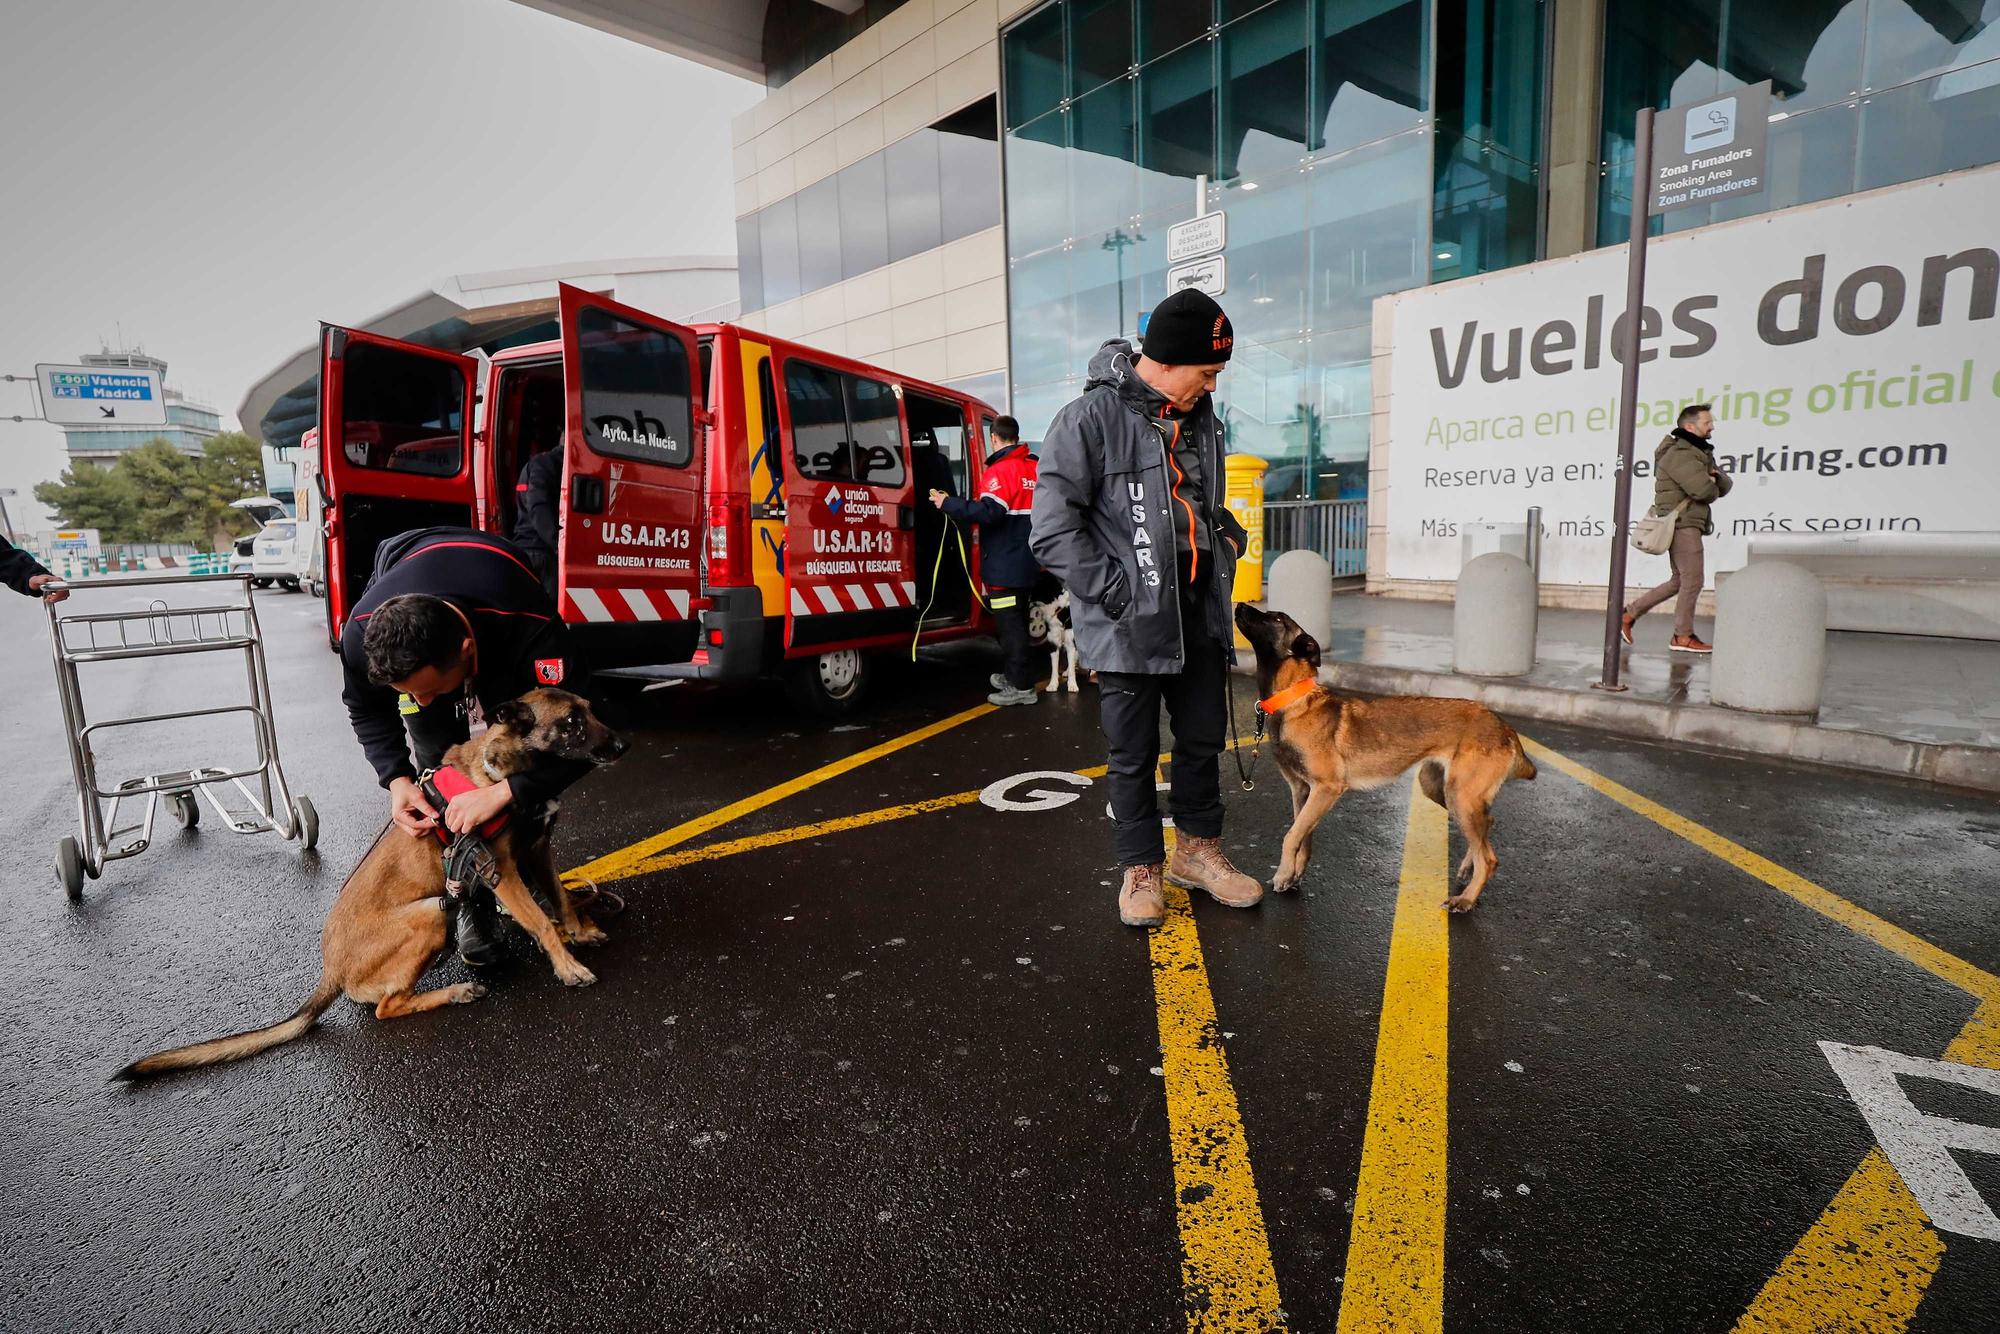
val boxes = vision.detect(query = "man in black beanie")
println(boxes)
[1030,288,1260,928]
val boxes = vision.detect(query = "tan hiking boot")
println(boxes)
[1168,835,1265,908]
[1118,863,1166,928]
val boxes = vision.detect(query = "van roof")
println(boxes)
[490,323,1000,416]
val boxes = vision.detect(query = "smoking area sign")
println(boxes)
[1649,82,1771,215]
[35,363,168,427]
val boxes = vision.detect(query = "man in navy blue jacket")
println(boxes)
[930,416,1042,706]
[2,535,66,602]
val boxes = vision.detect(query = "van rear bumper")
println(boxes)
[630,586,768,682]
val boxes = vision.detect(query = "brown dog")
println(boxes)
[1234,604,1535,911]
[115,688,627,1079]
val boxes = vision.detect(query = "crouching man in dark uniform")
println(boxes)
[339,526,592,966]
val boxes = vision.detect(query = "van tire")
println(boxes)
[280,578,300,592]
[786,649,870,719]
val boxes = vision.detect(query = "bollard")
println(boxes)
[1454,552,1537,677]
[1712,560,1826,716]
[1266,548,1333,649]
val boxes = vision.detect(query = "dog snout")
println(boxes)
[594,734,630,763]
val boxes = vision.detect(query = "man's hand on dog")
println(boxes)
[389,777,440,836]
[443,781,512,835]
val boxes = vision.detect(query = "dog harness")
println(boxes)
[418,767,508,924]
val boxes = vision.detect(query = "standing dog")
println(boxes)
[1033,589,1081,693]
[1234,604,1535,911]
[115,688,627,1079]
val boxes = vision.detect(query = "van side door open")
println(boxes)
[779,359,917,649]
[316,325,479,640]
[555,283,705,642]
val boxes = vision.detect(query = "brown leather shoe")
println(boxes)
[1118,863,1166,928]
[1168,835,1264,908]
[1619,611,1636,646]
[1670,633,1714,654]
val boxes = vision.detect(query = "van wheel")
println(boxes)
[251,577,272,589]
[280,578,300,592]
[786,649,870,718]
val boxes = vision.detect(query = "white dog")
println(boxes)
[1032,589,1081,693]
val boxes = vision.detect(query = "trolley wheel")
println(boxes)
[785,649,871,719]
[293,796,319,852]
[57,836,84,902]
[170,792,200,829]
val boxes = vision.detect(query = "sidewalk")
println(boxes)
[1314,593,2000,794]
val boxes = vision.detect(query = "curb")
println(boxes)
[1316,659,2000,797]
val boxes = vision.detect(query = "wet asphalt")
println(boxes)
[1,578,1996,1333]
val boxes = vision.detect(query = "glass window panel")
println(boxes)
[845,375,907,487]
[1725,0,1860,115]
[735,214,764,314]
[1435,0,1544,164]
[785,359,852,482]
[1317,0,1428,154]
[938,103,1003,243]
[1864,0,2000,89]
[1307,128,1431,335]
[1216,168,1310,341]
[1139,39,1218,220]
[839,151,891,278]
[1856,66,2000,193]
[1004,111,1072,258]
[1070,0,1133,96]
[340,342,465,476]
[1004,4,1066,129]
[1220,0,1310,180]
[759,194,802,307]
[1697,99,1857,230]
[885,130,944,262]
[1070,77,1140,240]
[1008,378,1084,446]
[577,307,694,469]
[795,173,843,296]
[1140,0,1212,62]
[1006,250,1080,389]
[1430,136,1540,278]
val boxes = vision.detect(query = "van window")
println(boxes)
[785,361,851,482]
[906,392,968,497]
[340,341,465,476]
[577,306,693,467]
[755,356,784,504]
[262,521,297,541]
[847,375,906,488]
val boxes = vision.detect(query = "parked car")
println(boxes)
[230,531,257,578]
[251,519,309,590]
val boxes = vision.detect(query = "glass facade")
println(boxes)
[1598,0,2000,244]
[61,401,222,461]
[1001,0,1545,500]
[736,98,1002,314]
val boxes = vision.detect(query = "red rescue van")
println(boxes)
[314,284,1004,714]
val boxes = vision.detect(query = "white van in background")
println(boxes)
[250,518,309,591]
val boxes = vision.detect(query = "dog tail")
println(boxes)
[113,974,341,1081]
[1418,759,1447,807]
[1508,729,1537,781]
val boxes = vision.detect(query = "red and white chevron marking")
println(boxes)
[789,580,918,616]
[564,585,692,622]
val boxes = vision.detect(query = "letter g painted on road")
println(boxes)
[980,770,1093,813]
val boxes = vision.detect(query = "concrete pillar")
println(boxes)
[1544,0,1607,259]
[1454,552,1537,676]
[1267,549,1334,649]
[1712,561,1827,716]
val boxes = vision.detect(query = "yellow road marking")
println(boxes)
[563,702,996,885]
[1519,738,2000,1003]
[1154,827,1286,1332]
[1517,737,2000,1333]
[1337,776,1450,1334]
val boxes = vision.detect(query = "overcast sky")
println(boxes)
[0,0,759,530]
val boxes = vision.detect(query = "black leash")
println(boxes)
[1226,667,1260,792]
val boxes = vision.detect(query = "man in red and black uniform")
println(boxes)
[339,526,587,965]
[930,415,1042,706]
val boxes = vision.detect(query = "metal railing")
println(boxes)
[1264,498,1367,577]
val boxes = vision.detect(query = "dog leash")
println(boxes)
[1225,670,1258,791]
[909,521,992,661]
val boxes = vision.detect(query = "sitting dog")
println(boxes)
[1033,589,1081,693]
[1234,604,1535,911]
[115,688,627,1079]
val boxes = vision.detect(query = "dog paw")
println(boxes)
[457,982,488,1003]
[1271,872,1299,894]
[566,921,608,947]
[1443,894,1478,913]
[558,963,598,988]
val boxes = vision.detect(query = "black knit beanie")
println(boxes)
[1141,289,1234,365]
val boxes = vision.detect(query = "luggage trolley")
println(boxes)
[45,572,318,900]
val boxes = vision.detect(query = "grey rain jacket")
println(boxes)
[1030,340,1248,675]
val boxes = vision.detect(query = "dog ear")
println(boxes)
[490,698,536,734]
[1290,630,1322,667]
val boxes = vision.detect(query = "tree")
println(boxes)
[33,430,273,549]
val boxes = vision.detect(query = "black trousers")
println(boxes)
[989,586,1037,690]
[1096,591,1229,868]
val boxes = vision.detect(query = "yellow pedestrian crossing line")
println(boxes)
[1519,736,2000,1334]
[1155,826,1286,1333]
[1337,776,1450,1334]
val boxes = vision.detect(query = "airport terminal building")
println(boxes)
[502,1,1995,601]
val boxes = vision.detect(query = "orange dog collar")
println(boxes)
[1257,678,1319,717]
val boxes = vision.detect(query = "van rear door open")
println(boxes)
[317,325,478,640]
[555,283,705,636]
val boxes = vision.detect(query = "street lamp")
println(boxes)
[1101,226,1146,336]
